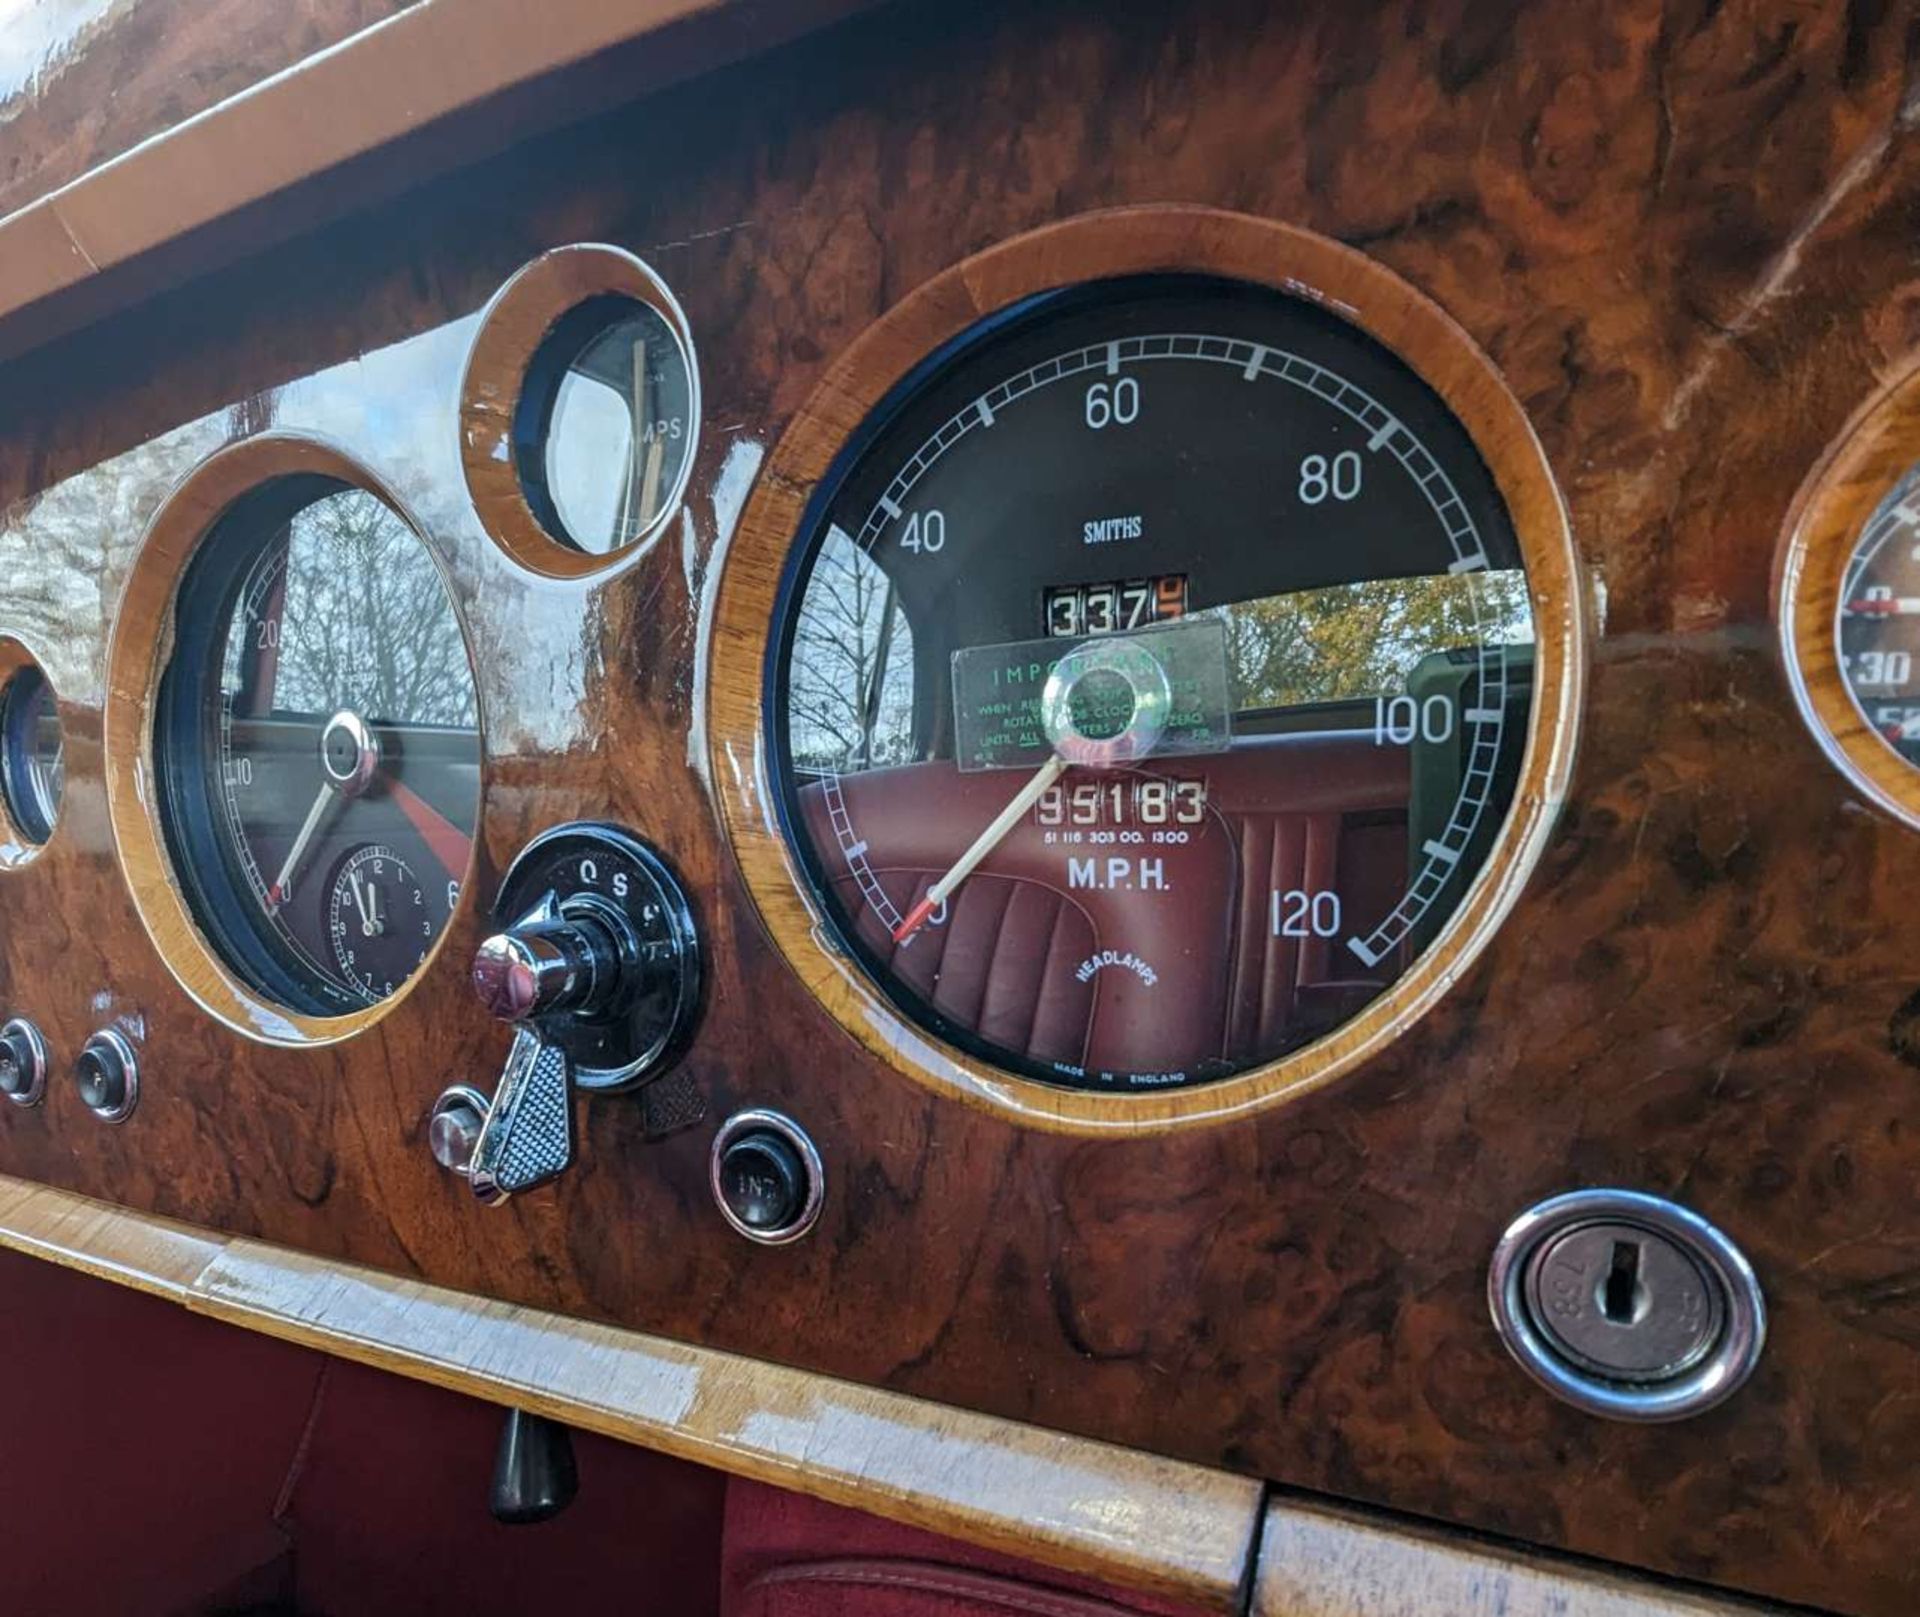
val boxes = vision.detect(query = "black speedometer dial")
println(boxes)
[156,476,480,1015]
[772,275,1536,1092]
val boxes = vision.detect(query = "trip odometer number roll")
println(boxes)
[155,475,480,1015]
[771,274,1539,1093]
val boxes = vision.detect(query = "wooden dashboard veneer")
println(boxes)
[3,3,1920,1611]
[0,1173,1780,1617]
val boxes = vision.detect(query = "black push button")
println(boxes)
[719,1131,807,1232]
[75,1030,138,1122]
[710,1111,823,1243]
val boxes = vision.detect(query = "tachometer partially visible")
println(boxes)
[768,273,1541,1093]
[154,476,479,1015]
[1835,465,1920,761]
[1777,360,1920,835]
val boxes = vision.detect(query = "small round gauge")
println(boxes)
[0,664,62,845]
[767,272,1543,1093]
[520,296,697,556]
[154,476,480,1015]
[328,845,431,1003]
[1777,365,1920,831]
[1836,465,1920,761]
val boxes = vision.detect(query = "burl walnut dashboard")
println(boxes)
[4,0,1920,1611]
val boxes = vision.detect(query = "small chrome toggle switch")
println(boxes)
[1489,1188,1765,1421]
[428,823,700,1205]
[426,1083,491,1177]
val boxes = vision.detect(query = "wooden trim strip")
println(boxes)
[0,1176,1784,1613]
[0,1179,227,1303]
[0,1172,1259,1612]
[0,0,870,360]
[1252,1496,1788,1616]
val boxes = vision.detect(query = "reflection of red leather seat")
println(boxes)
[800,734,1408,1079]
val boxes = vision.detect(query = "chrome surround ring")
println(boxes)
[709,1109,826,1246]
[1488,1187,1766,1423]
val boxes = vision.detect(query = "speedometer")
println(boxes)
[751,244,1570,1097]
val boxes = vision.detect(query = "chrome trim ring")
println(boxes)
[709,1109,825,1246]
[1488,1187,1766,1423]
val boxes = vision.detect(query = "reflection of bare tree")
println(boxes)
[250,490,476,727]
[787,527,914,771]
[1213,570,1532,710]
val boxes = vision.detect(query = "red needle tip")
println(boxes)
[893,894,937,944]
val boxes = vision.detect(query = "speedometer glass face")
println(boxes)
[1837,463,1920,763]
[156,477,480,1015]
[771,275,1537,1092]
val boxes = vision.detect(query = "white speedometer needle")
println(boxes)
[266,783,336,909]
[893,754,1065,944]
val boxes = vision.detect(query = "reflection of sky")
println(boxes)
[0,306,605,755]
[546,374,632,553]
[0,0,119,102]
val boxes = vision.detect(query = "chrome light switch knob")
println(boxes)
[471,909,626,1022]
[75,1029,138,1123]
[429,823,701,1206]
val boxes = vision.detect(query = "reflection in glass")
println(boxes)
[537,301,695,555]
[0,666,62,844]
[1211,570,1533,713]
[786,526,916,772]
[220,488,478,729]
[160,478,481,1014]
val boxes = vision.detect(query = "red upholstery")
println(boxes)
[803,734,1409,1075]
[720,1480,1213,1617]
[0,1253,1218,1616]
[280,1359,726,1617]
[0,1248,722,1616]
[0,1246,317,1617]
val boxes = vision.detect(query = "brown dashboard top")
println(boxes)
[2,2,1919,1614]
[0,0,416,224]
